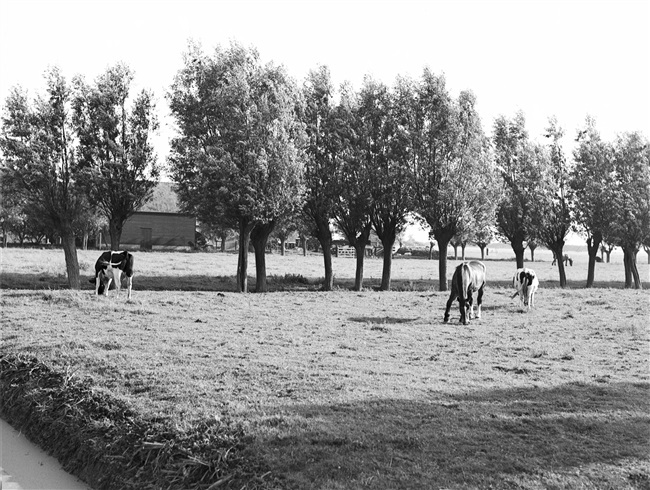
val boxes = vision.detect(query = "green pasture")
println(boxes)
[1,248,649,489]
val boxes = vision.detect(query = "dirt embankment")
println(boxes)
[0,355,274,490]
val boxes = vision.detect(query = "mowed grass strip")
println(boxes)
[1,248,649,488]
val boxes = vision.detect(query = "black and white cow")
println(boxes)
[444,260,487,325]
[511,267,539,310]
[90,251,134,299]
[552,253,573,266]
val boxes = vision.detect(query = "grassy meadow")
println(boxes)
[1,247,649,489]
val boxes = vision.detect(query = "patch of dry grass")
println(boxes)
[1,248,649,488]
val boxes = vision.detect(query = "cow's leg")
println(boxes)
[459,296,468,325]
[466,291,474,320]
[114,269,123,294]
[476,287,483,319]
[457,290,471,325]
[126,275,133,300]
[104,277,112,296]
[95,275,100,295]
[444,292,456,323]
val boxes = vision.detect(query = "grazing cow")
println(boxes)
[511,268,539,310]
[551,253,573,266]
[444,260,487,325]
[90,251,134,299]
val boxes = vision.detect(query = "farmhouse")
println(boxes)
[120,211,196,251]
[119,182,196,251]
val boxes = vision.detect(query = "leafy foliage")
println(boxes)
[530,118,573,286]
[609,132,650,288]
[407,71,493,290]
[167,41,306,291]
[493,112,542,268]
[72,63,160,249]
[0,69,85,287]
[301,66,341,289]
[571,116,616,286]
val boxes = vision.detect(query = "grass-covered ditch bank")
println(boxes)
[0,354,276,490]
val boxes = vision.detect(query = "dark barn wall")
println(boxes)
[121,212,196,250]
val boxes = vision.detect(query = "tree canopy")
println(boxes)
[72,63,160,249]
[0,69,86,287]
[168,41,306,292]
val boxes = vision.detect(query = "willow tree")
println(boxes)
[363,76,414,291]
[610,132,649,289]
[571,116,615,287]
[168,42,306,292]
[493,112,539,268]
[302,65,339,290]
[409,70,490,291]
[531,118,573,287]
[72,63,160,249]
[331,82,374,291]
[0,69,86,288]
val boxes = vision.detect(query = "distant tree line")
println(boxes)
[1,41,648,291]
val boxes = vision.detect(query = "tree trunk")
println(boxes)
[61,229,80,289]
[436,235,452,291]
[461,242,467,261]
[585,232,602,288]
[644,246,650,264]
[511,240,525,269]
[280,237,286,256]
[302,237,307,256]
[623,246,641,289]
[353,242,366,291]
[251,221,276,293]
[478,244,486,260]
[529,245,536,262]
[452,244,458,260]
[549,243,567,288]
[317,235,334,291]
[429,242,435,260]
[108,217,123,250]
[313,218,334,291]
[380,233,397,291]
[236,220,254,292]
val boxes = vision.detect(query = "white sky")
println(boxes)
[1,0,649,160]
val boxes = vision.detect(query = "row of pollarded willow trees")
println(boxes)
[169,42,649,292]
[2,41,646,292]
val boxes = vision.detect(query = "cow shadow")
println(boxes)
[256,381,650,488]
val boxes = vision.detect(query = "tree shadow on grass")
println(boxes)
[254,382,650,489]
[0,272,639,293]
